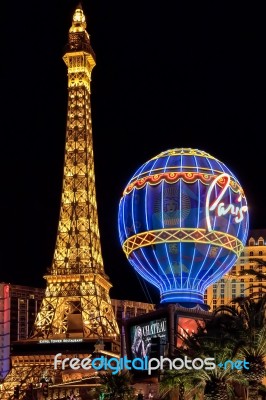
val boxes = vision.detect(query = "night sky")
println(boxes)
[2,1,266,304]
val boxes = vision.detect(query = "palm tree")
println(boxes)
[159,353,247,400]
[161,323,247,400]
[159,368,203,400]
[99,370,134,400]
[234,324,266,399]
[213,294,266,399]
[197,364,247,400]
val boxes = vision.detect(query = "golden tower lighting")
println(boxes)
[0,5,119,399]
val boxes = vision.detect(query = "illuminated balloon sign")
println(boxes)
[118,148,249,307]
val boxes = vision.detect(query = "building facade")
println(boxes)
[205,229,266,310]
[0,282,155,380]
[0,284,44,381]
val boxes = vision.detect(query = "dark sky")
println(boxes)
[1,1,266,304]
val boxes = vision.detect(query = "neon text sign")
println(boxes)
[205,173,248,232]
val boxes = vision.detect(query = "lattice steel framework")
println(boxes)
[0,5,119,399]
[32,3,119,343]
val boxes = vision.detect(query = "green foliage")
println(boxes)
[203,293,266,398]
[99,370,134,400]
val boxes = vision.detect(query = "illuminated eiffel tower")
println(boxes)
[0,4,120,399]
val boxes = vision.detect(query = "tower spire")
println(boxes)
[70,3,86,33]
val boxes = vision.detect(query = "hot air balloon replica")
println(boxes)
[118,148,249,309]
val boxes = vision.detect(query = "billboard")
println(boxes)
[123,305,176,372]
[123,304,211,378]
[176,316,205,348]
[129,317,168,362]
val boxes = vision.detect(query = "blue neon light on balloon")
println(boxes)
[118,148,249,307]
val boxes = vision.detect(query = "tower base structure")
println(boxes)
[0,337,120,400]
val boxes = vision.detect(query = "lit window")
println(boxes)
[249,238,255,246]
[258,237,264,246]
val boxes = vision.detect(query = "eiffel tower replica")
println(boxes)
[0,4,120,399]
